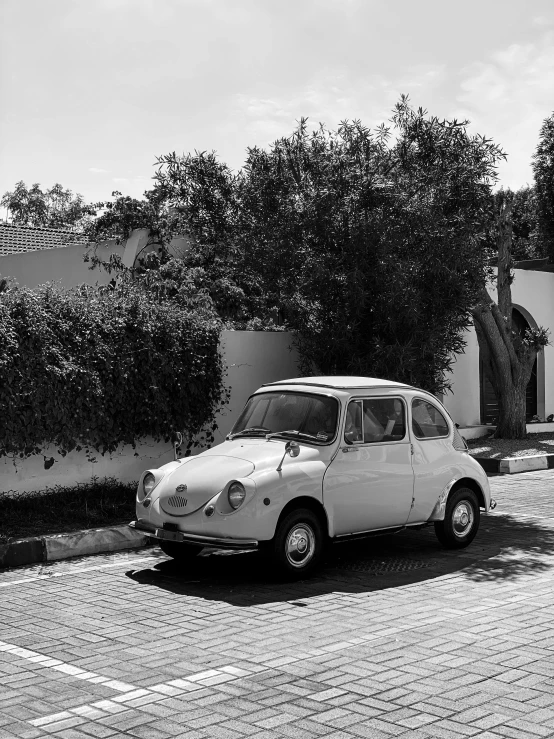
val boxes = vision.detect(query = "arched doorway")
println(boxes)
[479,307,538,424]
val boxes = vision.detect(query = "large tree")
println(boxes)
[508,186,546,261]
[532,111,554,263]
[471,191,549,438]
[91,100,546,435]
[153,98,505,395]
[1,181,96,230]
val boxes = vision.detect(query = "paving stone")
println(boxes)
[3,471,554,739]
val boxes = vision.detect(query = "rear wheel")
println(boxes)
[434,487,480,549]
[158,540,203,561]
[270,508,325,579]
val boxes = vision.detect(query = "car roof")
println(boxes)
[262,376,415,391]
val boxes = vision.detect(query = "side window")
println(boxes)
[363,398,406,442]
[412,399,449,439]
[344,398,406,444]
[344,401,363,444]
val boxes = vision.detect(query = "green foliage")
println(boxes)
[0,279,227,461]
[510,187,547,261]
[483,186,547,263]
[85,190,165,244]
[148,152,282,328]
[237,99,503,393]
[1,181,97,230]
[532,111,554,263]
[154,150,239,245]
[146,99,506,392]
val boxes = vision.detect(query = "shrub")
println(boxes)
[0,279,226,461]
[0,477,137,543]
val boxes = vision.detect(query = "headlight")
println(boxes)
[228,482,246,510]
[143,472,156,497]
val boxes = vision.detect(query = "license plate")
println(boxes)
[155,528,185,543]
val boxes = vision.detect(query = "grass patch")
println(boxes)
[0,477,136,544]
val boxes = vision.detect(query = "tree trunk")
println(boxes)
[470,192,537,439]
[492,378,528,438]
[474,317,533,439]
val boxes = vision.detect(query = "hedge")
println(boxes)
[0,279,227,462]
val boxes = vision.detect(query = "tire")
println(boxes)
[158,540,203,561]
[434,487,480,549]
[270,508,325,579]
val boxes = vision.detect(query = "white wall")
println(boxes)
[443,328,481,426]
[443,269,554,426]
[0,241,124,288]
[0,331,300,494]
[214,330,300,444]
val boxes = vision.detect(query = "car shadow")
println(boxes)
[124,511,554,606]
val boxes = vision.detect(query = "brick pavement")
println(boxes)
[1,470,554,739]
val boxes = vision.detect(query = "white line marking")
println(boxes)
[0,555,159,587]
[0,638,255,728]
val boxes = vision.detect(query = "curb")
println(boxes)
[4,452,554,568]
[474,453,554,475]
[0,524,151,570]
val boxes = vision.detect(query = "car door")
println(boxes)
[407,396,455,524]
[323,396,414,536]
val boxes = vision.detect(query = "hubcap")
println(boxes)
[452,501,474,538]
[285,524,316,568]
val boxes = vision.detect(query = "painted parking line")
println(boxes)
[0,639,258,729]
[0,554,162,587]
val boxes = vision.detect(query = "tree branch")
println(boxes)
[496,192,513,328]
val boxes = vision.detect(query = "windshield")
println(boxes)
[229,392,339,444]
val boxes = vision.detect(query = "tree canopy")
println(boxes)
[532,111,554,263]
[151,97,505,393]
[1,181,96,230]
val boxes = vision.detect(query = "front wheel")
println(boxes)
[270,508,325,579]
[158,540,203,561]
[434,487,480,549]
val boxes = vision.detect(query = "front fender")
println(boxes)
[248,460,327,541]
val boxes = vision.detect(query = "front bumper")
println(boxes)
[129,520,259,551]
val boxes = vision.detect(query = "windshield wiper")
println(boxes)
[227,426,269,440]
[265,430,322,442]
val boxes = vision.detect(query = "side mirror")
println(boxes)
[286,441,300,458]
[277,441,300,471]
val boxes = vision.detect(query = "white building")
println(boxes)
[444,263,554,431]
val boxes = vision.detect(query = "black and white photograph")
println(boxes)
[1,1,554,737]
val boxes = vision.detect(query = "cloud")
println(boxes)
[532,15,553,26]
[457,31,554,188]
[89,167,107,174]
[231,64,447,146]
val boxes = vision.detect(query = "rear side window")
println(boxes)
[344,398,406,444]
[412,399,449,439]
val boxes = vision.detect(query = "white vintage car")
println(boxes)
[130,377,495,578]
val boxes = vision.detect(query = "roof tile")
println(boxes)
[0,222,89,256]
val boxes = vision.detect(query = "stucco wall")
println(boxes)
[0,330,300,494]
[214,330,300,444]
[0,241,123,288]
[443,269,554,426]
[442,328,481,427]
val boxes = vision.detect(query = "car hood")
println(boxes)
[158,454,255,517]
[199,438,325,469]
[157,439,325,516]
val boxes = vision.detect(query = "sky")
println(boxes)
[1,0,554,210]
